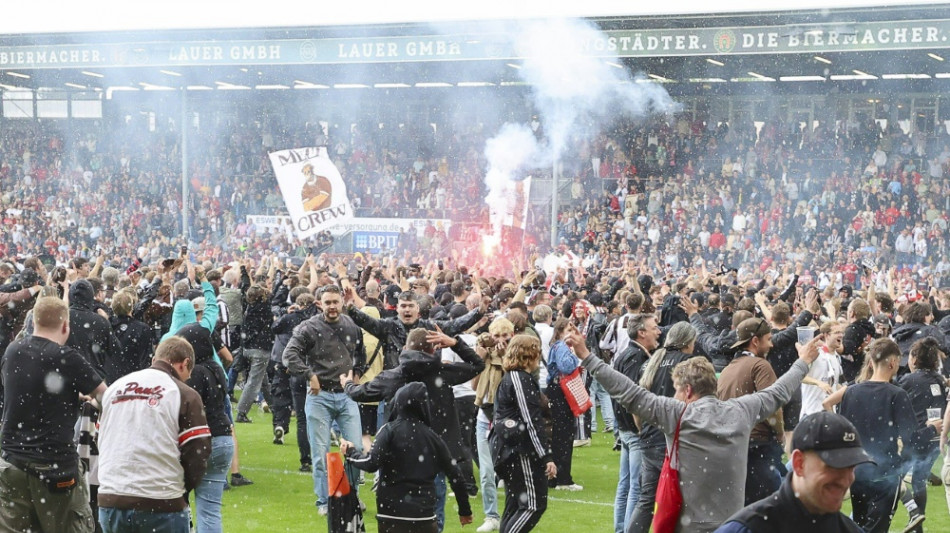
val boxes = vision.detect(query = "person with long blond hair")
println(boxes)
[490,335,556,533]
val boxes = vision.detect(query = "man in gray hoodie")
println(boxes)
[566,330,821,533]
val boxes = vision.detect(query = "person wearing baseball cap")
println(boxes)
[714,411,874,532]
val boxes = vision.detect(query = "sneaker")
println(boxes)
[603,426,614,433]
[261,402,271,414]
[317,504,328,516]
[476,517,500,532]
[573,438,591,448]
[903,512,925,533]
[330,429,340,447]
[273,426,285,445]
[554,483,584,491]
[230,473,254,487]
[236,413,252,423]
[299,463,312,473]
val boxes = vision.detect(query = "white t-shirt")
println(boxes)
[800,347,843,418]
[536,322,554,387]
[442,334,477,399]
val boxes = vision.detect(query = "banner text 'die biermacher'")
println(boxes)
[268,147,353,239]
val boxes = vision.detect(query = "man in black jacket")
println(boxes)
[892,301,949,375]
[714,411,872,533]
[344,288,487,371]
[341,327,484,532]
[341,382,473,532]
[67,279,121,380]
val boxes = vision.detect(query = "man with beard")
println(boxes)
[282,285,366,516]
[300,163,333,212]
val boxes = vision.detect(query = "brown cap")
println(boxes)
[730,317,771,349]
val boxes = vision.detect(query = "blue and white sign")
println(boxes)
[353,231,400,254]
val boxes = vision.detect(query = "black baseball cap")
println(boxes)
[792,412,876,469]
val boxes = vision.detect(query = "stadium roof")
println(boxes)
[3,0,949,35]
[3,2,950,98]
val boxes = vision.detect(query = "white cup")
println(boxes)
[797,327,816,344]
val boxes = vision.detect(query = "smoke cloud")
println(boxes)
[482,18,679,249]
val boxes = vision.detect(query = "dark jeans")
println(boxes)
[454,396,479,495]
[100,508,189,533]
[290,376,311,466]
[546,382,576,487]
[582,373,593,439]
[744,440,785,505]
[269,361,293,431]
[908,446,941,515]
[627,444,664,533]
[851,471,900,533]
[226,347,248,397]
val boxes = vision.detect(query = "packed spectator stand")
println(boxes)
[4,105,950,291]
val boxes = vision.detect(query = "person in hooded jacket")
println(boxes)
[491,334,556,533]
[341,327,484,531]
[161,268,219,342]
[891,301,949,376]
[178,322,234,533]
[67,278,121,380]
[340,382,473,533]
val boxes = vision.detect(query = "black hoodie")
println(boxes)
[179,323,231,437]
[344,382,472,520]
[892,322,949,371]
[67,279,121,381]
[344,339,484,459]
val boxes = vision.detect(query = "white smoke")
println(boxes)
[482,18,678,250]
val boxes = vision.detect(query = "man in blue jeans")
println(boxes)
[282,285,366,515]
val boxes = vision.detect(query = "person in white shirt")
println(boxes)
[800,322,844,419]
[442,334,480,501]
[533,305,554,390]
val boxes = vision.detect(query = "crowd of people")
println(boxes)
[4,98,950,533]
